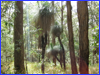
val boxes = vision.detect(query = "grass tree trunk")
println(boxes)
[66,1,78,74]
[58,36,66,70]
[14,1,25,74]
[41,32,47,73]
[77,1,89,74]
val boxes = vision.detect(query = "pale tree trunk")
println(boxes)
[14,1,25,74]
[66,1,78,74]
[77,1,89,74]
[26,4,30,61]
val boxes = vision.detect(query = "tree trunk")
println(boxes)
[38,35,42,49]
[58,36,66,70]
[52,1,55,46]
[41,32,47,74]
[93,51,94,64]
[52,1,56,66]
[77,1,89,74]
[61,1,63,31]
[26,4,30,61]
[14,1,25,74]
[66,1,78,74]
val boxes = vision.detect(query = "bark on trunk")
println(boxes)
[14,1,25,74]
[66,1,78,74]
[77,1,89,74]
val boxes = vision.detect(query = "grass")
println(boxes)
[1,61,99,74]
[89,63,99,74]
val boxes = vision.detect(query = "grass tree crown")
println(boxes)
[33,2,56,35]
[51,25,63,37]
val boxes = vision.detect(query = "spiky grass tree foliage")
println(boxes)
[51,25,63,37]
[34,3,55,35]
[34,2,55,49]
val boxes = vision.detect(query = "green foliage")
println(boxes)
[50,43,53,50]
[41,1,51,8]
[91,26,99,51]
[1,1,15,17]
[92,26,99,42]
[1,19,14,60]
[1,31,14,65]
[1,1,15,66]
[88,1,99,28]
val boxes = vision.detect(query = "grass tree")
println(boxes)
[51,25,66,70]
[34,1,55,73]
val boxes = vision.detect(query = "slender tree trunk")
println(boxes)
[41,32,47,74]
[52,1,55,46]
[61,1,63,31]
[37,1,40,8]
[66,1,78,74]
[52,1,56,66]
[58,36,66,70]
[38,36,42,49]
[93,51,94,64]
[26,4,30,61]
[77,1,89,74]
[14,1,25,74]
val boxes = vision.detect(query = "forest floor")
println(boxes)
[1,61,99,74]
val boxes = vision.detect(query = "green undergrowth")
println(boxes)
[1,61,99,74]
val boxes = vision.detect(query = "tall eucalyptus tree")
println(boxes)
[14,1,25,74]
[66,1,78,74]
[77,1,89,74]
